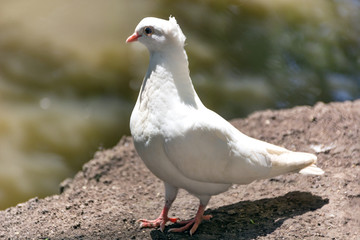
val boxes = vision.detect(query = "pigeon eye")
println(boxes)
[144,27,153,36]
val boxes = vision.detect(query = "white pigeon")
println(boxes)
[126,16,324,235]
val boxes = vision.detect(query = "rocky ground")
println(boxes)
[1,100,359,240]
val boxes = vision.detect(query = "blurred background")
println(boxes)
[0,0,359,210]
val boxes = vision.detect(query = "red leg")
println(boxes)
[138,183,179,232]
[168,204,212,235]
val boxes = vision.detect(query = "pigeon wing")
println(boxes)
[163,110,274,185]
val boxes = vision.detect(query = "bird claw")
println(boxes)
[168,214,212,235]
[137,217,178,230]
[138,218,161,228]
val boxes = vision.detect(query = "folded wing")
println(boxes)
[163,109,323,185]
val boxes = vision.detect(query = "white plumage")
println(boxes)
[126,16,324,235]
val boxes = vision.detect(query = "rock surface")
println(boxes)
[1,100,359,240]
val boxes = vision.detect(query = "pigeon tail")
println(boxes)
[267,151,324,178]
[298,163,324,175]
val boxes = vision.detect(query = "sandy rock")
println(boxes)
[1,100,359,239]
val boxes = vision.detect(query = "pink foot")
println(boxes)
[138,216,178,231]
[168,214,212,235]
[138,206,178,232]
[168,204,211,235]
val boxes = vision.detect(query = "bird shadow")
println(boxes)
[150,191,328,240]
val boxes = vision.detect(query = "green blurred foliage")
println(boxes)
[0,0,359,209]
[157,0,360,117]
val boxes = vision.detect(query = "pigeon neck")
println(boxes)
[145,47,200,107]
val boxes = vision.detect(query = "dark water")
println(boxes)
[0,0,359,209]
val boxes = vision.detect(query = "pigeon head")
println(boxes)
[126,16,186,51]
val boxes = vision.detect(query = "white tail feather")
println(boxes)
[267,151,324,178]
[299,163,324,175]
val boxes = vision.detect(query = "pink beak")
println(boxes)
[126,32,141,43]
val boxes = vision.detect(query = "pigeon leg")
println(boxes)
[138,183,178,232]
[168,204,212,235]
[168,196,211,235]
[138,205,178,230]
